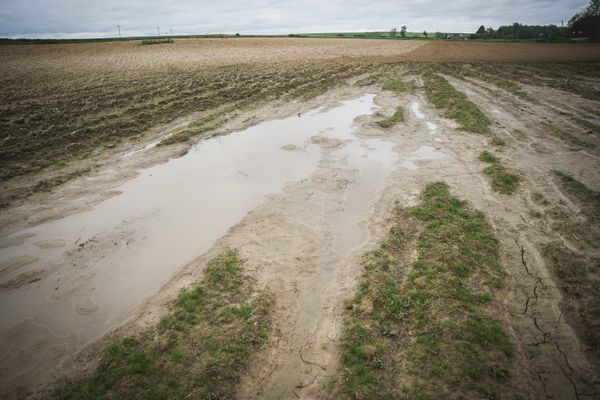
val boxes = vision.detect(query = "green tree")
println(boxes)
[569,0,600,39]
[588,0,600,14]
[400,26,407,38]
[476,25,486,38]
[390,27,397,38]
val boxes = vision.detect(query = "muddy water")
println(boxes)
[321,122,398,253]
[0,94,387,392]
[411,101,425,119]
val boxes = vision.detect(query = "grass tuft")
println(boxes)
[423,73,491,134]
[377,107,405,128]
[479,151,520,195]
[479,150,498,163]
[53,249,273,399]
[382,79,411,94]
[339,182,514,399]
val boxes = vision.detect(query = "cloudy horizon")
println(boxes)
[0,0,589,39]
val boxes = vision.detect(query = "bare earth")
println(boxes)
[0,39,600,399]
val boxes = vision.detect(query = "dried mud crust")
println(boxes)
[433,71,600,398]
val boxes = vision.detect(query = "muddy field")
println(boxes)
[1,38,600,399]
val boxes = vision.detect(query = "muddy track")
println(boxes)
[1,46,600,398]
[445,75,600,398]
[218,75,600,398]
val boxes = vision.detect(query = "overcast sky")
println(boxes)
[0,0,589,39]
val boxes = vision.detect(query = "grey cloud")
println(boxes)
[0,0,589,38]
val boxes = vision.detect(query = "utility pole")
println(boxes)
[157,25,161,38]
[117,24,121,39]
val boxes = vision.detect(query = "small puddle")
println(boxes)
[399,145,446,170]
[323,121,398,253]
[411,101,425,119]
[0,94,386,378]
[412,101,441,139]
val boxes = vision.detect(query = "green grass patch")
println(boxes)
[479,151,521,195]
[339,182,514,399]
[53,249,273,399]
[377,107,405,128]
[423,73,491,134]
[382,79,411,94]
[479,150,498,163]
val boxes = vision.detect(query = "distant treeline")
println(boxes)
[475,23,568,40]
[477,0,599,41]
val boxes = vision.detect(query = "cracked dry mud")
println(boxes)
[1,64,600,399]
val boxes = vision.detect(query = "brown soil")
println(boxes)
[403,41,600,62]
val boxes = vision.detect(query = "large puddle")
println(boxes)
[0,94,399,380]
